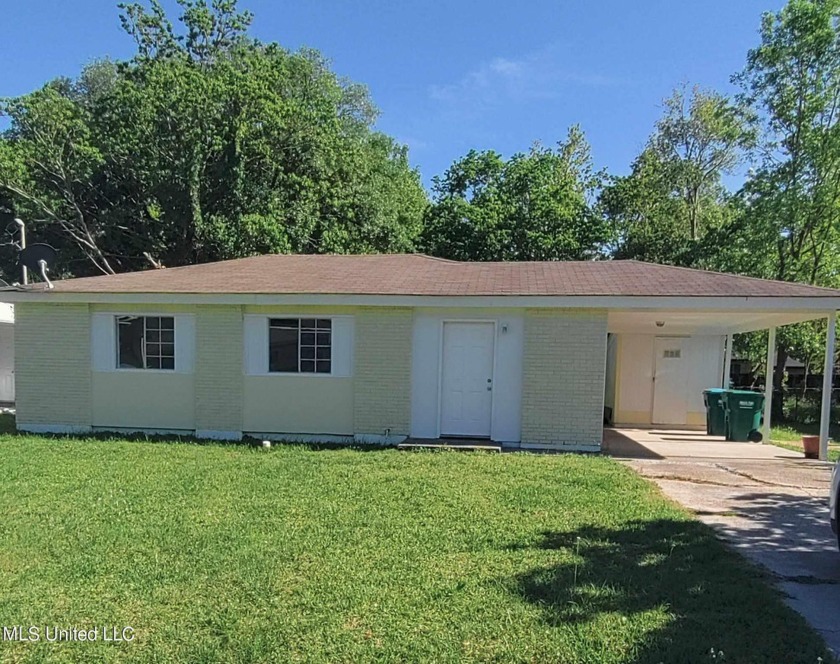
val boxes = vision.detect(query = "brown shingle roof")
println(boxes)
[43,254,840,298]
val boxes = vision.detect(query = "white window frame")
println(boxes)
[268,317,333,375]
[91,311,195,374]
[116,315,177,372]
[244,314,353,378]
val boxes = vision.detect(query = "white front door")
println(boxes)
[440,322,494,437]
[652,337,687,425]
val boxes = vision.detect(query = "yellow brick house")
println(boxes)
[5,254,840,451]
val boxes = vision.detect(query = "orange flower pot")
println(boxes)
[801,435,820,459]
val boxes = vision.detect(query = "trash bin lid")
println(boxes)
[723,389,764,408]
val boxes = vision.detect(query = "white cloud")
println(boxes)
[397,136,429,152]
[429,45,624,108]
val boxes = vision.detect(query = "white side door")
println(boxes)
[0,323,15,402]
[652,336,687,425]
[440,322,494,437]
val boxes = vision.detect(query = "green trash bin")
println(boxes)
[723,390,765,442]
[702,388,728,436]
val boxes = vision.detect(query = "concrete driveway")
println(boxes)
[604,428,840,656]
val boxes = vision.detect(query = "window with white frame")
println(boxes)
[269,318,331,373]
[116,315,175,370]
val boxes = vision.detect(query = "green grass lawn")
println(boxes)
[0,434,832,663]
[771,424,840,461]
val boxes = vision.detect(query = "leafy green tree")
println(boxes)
[0,0,427,276]
[0,80,116,274]
[652,87,754,241]
[421,126,608,261]
[602,86,751,266]
[729,0,840,393]
[119,0,253,62]
[600,149,691,264]
[734,0,840,287]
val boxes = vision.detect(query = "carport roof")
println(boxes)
[26,254,840,298]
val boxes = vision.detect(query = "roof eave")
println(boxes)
[1,290,839,313]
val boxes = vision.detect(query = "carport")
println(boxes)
[605,299,840,460]
[603,290,840,655]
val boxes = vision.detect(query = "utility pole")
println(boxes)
[14,218,27,285]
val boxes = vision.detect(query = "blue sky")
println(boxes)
[2,1,783,188]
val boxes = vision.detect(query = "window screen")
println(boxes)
[269,318,331,373]
[117,316,175,370]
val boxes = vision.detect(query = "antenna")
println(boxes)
[14,219,27,285]
[19,243,57,290]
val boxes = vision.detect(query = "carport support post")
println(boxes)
[722,333,733,388]
[819,311,836,461]
[762,327,775,444]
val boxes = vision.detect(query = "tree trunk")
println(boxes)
[182,153,203,264]
[802,361,810,398]
[772,347,788,422]
[688,186,699,241]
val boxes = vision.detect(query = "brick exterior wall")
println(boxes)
[14,302,606,447]
[353,307,412,438]
[521,308,608,450]
[15,302,92,430]
[194,305,243,436]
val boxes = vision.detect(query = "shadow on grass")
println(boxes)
[0,413,391,453]
[511,519,833,663]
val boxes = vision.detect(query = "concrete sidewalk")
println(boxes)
[605,427,840,656]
